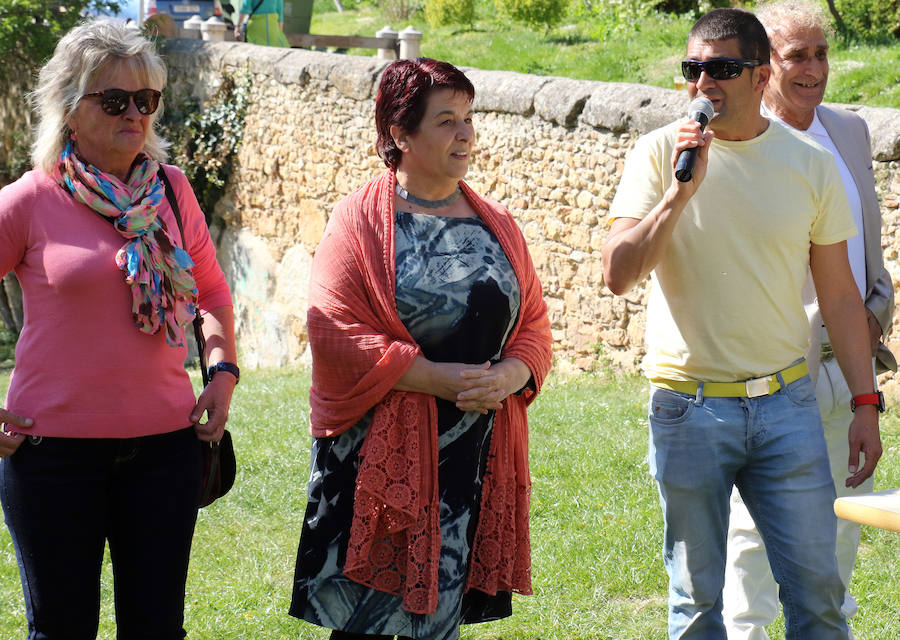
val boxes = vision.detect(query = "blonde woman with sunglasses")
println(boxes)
[0,19,237,639]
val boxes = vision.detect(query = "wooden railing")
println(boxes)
[286,33,399,58]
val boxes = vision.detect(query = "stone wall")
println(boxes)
[160,39,900,385]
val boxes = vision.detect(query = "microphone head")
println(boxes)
[688,97,715,123]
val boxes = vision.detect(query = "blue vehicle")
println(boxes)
[153,1,227,27]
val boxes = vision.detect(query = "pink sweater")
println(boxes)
[0,167,233,438]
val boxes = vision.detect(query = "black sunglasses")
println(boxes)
[681,58,761,82]
[81,88,162,116]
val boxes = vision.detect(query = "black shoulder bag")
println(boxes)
[158,166,236,508]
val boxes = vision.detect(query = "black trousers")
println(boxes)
[330,632,415,640]
[0,427,202,640]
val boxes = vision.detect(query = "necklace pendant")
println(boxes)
[395,183,462,209]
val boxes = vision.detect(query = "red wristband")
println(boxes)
[850,391,885,413]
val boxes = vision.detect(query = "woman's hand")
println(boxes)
[396,358,488,402]
[455,358,532,413]
[395,356,532,414]
[0,409,34,457]
[192,305,238,443]
[190,373,236,442]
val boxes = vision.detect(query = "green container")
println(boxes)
[283,0,313,34]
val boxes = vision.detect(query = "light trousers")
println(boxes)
[722,358,874,639]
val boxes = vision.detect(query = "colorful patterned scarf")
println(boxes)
[55,140,198,347]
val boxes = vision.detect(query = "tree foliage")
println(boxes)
[654,0,730,14]
[0,1,121,83]
[495,0,568,33]
[832,0,900,40]
[425,0,475,28]
[0,2,122,185]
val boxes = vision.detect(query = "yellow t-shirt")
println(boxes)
[609,119,856,382]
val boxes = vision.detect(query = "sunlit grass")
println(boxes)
[0,367,898,638]
[309,5,900,109]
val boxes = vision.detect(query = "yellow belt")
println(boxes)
[650,361,809,398]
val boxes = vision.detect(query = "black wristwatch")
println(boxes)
[208,361,240,385]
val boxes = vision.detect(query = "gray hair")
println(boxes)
[756,0,834,42]
[30,19,169,174]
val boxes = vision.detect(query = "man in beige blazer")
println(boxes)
[723,2,895,638]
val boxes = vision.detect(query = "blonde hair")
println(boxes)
[756,0,835,42]
[30,19,169,173]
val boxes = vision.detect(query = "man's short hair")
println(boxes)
[688,8,771,65]
[756,0,834,42]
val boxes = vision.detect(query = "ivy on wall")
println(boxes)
[159,72,251,223]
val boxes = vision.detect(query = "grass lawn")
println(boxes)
[309,3,900,109]
[0,367,898,638]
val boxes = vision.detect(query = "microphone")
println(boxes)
[674,97,715,183]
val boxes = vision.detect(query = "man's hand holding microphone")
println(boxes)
[671,97,715,198]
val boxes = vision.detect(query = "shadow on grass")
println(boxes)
[450,26,489,36]
[547,33,593,46]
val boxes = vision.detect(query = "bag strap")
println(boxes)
[158,166,222,483]
[157,166,209,387]
[248,0,265,17]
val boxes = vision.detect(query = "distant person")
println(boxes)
[602,8,882,638]
[234,0,289,47]
[723,2,895,638]
[0,19,237,639]
[289,57,553,640]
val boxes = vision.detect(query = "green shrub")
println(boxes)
[834,0,900,40]
[159,73,251,223]
[425,0,476,27]
[382,0,421,20]
[573,0,662,39]
[495,0,567,32]
[655,0,732,14]
[656,0,696,12]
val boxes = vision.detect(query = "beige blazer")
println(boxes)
[812,105,896,373]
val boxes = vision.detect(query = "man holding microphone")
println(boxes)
[723,2,895,638]
[602,7,882,639]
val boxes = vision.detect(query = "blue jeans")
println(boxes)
[648,374,847,639]
[0,427,202,640]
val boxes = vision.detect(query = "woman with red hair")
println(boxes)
[288,57,553,640]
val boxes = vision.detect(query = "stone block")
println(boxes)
[534,77,595,127]
[839,104,900,162]
[582,82,683,134]
[274,245,313,311]
[330,56,389,100]
[223,44,293,76]
[272,49,322,85]
[464,68,550,116]
[161,38,237,73]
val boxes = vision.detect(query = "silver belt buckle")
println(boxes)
[745,376,771,398]
[820,342,835,363]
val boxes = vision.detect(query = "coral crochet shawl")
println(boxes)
[307,170,552,614]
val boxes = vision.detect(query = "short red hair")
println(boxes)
[375,57,475,170]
